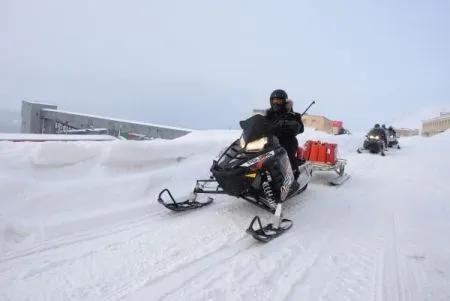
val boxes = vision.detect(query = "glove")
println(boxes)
[275,120,297,129]
[274,120,302,136]
[275,120,289,127]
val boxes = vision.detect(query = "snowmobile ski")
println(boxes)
[246,204,293,242]
[329,173,351,186]
[246,216,293,242]
[157,187,214,211]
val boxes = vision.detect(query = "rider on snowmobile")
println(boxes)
[388,126,396,137]
[370,123,387,149]
[264,89,304,191]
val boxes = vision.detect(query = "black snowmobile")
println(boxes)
[157,103,315,242]
[357,129,386,156]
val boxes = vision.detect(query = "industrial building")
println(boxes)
[421,112,450,137]
[20,100,192,140]
[301,114,335,134]
[394,128,420,137]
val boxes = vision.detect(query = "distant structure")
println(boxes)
[394,128,420,137]
[253,109,266,115]
[302,114,334,134]
[421,111,450,137]
[21,100,192,139]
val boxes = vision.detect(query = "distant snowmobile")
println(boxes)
[357,129,387,156]
[157,104,316,243]
[387,130,401,149]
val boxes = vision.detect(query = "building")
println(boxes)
[301,114,334,134]
[421,112,450,137]
[394,128,420,137]
[331,120,344,135]
[20,100,192,139]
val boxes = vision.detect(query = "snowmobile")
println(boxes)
[356,129,386,156]
[157,102,316,243]
[387,131,401,149]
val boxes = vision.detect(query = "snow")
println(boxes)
[1,127,450,300]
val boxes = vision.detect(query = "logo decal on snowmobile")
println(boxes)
[280,175,293,201]
[279,154,294,201]
[241,150,275,167]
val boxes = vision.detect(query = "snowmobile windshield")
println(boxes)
[238,114,274,142]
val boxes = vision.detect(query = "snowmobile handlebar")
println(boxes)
[300,100,316,116]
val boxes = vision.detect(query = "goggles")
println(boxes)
[271,98,285,105]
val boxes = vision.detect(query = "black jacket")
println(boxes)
[265,108,304,142]
[388,129,396,137]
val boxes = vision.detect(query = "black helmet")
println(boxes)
[388,126,393,130]
[270,89,288,112]
[374,123,380,128]
[382,124,386,128]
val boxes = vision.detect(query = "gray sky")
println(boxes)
[1,0,449,130]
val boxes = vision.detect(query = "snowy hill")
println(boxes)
[0,129,449,300]
[0,110,20,133]
[389,103,450,129]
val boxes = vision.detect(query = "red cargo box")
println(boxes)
[325,143,338,165]
[303,140,339,165]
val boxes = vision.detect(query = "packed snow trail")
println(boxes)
[0,130,449,301]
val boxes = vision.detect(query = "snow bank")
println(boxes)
[0,128,362,172]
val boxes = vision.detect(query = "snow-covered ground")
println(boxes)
[0,128,449,301]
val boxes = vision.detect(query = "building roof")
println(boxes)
[395,127,419,131]
[302,114,332,121]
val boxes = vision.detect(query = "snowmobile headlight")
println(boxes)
[240,137,268,152]
[369,135,379,140]
[239,136,246,148]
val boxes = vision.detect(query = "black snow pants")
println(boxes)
[279,137,299,180]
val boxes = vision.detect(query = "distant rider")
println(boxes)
[373,123,387,150]
[388,126,397,137]
[264,89,304,191]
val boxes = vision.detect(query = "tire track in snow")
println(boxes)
[119,194,317,301]
[123,187,352,301]
[107,193,316,301]
[374,156,450,301]
[0,192,312,301]
[0,207,166,264]
[0,192,248,265]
